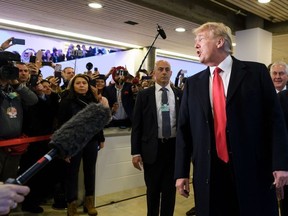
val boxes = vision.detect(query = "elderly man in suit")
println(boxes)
[131,60,182,216]
[274,61,288,216]
[174,22,288,216]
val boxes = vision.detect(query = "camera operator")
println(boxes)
[0,51,38,182]
[19,78,59,213]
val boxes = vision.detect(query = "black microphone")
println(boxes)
[157,24,167,39]
[6,103,111,185]
[137,24,167,72]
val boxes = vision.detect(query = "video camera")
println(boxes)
[0,51,21,80]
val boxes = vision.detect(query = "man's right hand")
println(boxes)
[132,155,143,171]
[0,183,30,215]
[176,178,190,198]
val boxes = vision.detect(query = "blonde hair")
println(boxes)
[193,22,233,54]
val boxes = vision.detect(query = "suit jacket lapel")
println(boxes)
[226,57,248,104]
[197,67,211,119]
[148,86,157,122]
[171,86,181,125]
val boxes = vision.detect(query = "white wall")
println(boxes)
[156,56,206,81]
[95,129,145,196]
[235,28,272,66]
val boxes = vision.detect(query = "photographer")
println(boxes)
[0,51,38,182]
[104,66,135,128]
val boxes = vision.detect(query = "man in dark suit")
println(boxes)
[275,61,288,216]
[131,60,182,216]
[104,66,134,127]
[174,22,288,216]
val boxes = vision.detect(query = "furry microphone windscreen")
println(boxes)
[49,103,111,158]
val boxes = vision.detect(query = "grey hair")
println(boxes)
[270,61,288,74]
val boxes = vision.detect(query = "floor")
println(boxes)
[10,185,195,216]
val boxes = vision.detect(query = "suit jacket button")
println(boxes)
[206,179,209,184]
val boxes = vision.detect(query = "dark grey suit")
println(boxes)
[175,57,288,216]
[131,85,182,216]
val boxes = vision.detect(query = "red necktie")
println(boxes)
[213,67,229,163]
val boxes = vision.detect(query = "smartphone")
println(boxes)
[54,64,62,85]
[90,79,96,86]
[29,56,36,63]
[42,61,52,66]
[55,64,62,72]
[29,74,38,87]
[12,38,25,45]
[181,70,187,74]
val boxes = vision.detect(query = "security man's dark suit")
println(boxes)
[131,85,182,216]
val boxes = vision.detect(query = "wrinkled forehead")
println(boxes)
[156,61,171,69]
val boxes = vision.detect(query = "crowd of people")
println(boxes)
[0,37,158,216]
[19,44,115,64]
[1,21,288,216]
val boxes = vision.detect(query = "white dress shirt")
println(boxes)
[155,83,176,138]
[209,55,233,113]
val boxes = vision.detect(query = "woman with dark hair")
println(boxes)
[58,74,104,216]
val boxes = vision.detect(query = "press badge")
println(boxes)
[161,104,170,112]
[7,107,17,118]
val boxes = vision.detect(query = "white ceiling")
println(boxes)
[0,0,287,63]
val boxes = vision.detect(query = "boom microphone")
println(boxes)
[157,24,167,39]
[137,24,167,72]
[6,103,111,185]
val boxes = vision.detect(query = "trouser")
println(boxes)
[0,149,21,182]
[65,140,98,203]
[143,138,176,216]
[280,186,288,216]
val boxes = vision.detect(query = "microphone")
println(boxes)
[6,103,111,185]
[157,24,167,39]
[137,24,167,72]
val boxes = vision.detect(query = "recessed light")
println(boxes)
[258,0,271,3]
[88,3,103,9]
[175,27,186,32]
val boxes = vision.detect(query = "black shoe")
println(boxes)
[52,202,67,210]
[186,207,196,216]
[22,204,44,213]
